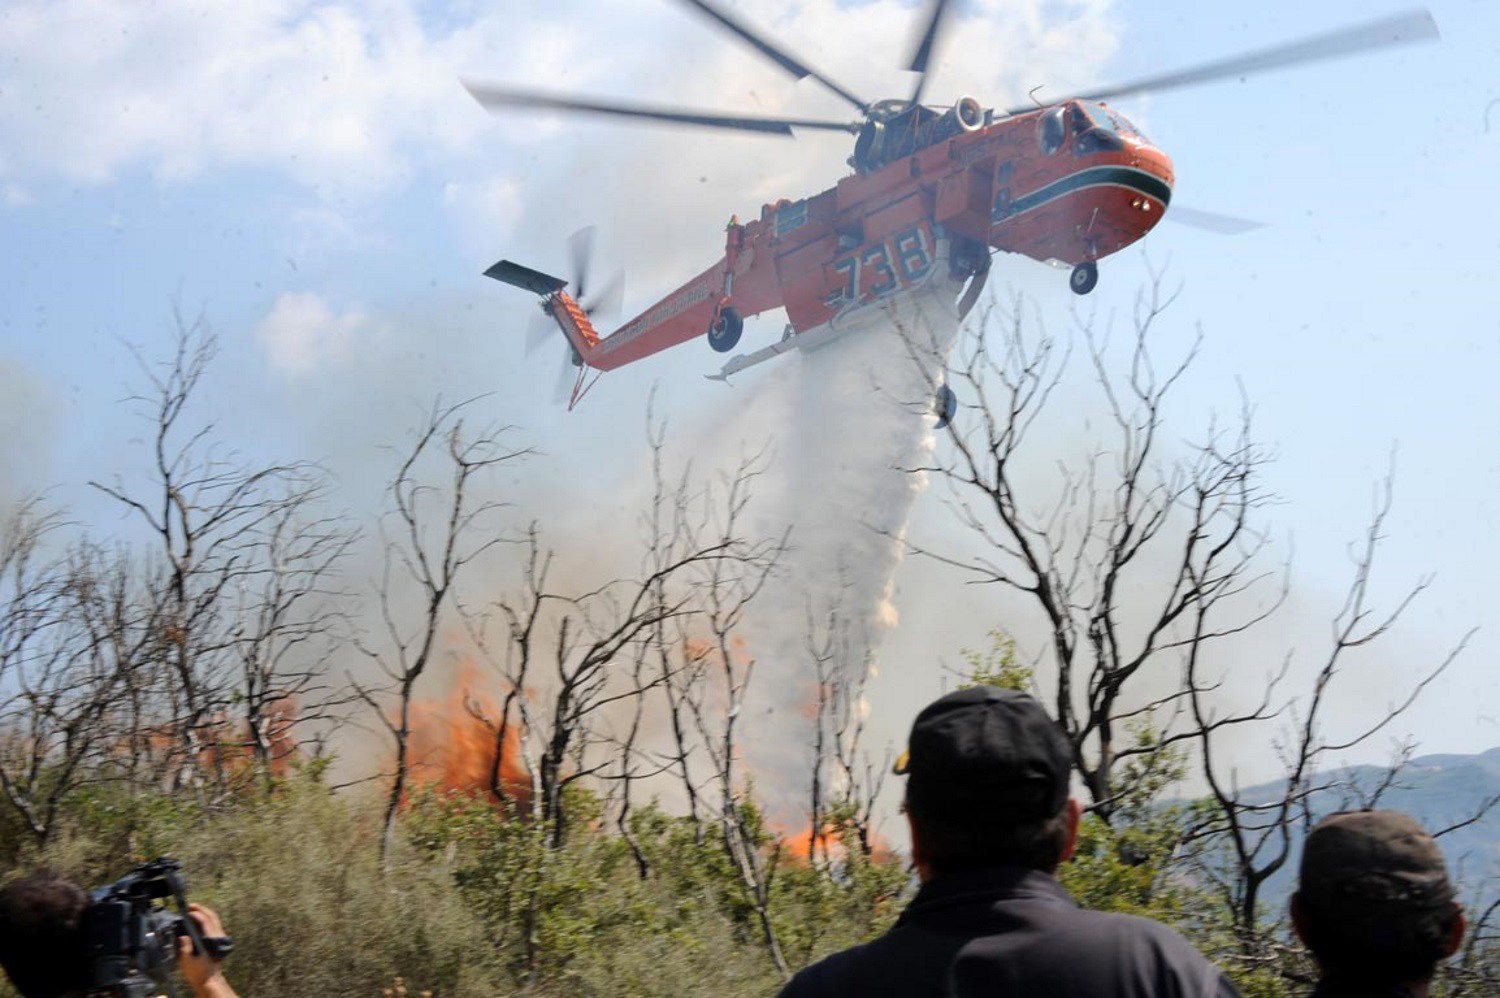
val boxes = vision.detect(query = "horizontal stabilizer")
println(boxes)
[484,260,568,297]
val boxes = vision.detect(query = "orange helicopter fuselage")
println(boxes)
[556,100,1173,373]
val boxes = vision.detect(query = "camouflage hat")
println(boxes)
[1299,810,1454,914]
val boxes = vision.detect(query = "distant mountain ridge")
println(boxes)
[1234,747,1500,905]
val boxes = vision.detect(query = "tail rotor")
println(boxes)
[546,227,624,403]
[485,228,624,407]
[568,227,625,325]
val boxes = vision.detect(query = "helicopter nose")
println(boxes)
[1130,141,1175,202]
[1108,139,1173,225]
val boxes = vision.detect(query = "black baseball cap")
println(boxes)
[1300,810,1455,915]
[895,686,1071,821]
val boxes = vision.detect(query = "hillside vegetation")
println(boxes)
[5,308,1500,996]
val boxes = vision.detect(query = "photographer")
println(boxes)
[0,869,238,998]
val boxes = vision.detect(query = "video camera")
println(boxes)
[83,858,232,998]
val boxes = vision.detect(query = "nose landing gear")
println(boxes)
[1069,261,1098,295]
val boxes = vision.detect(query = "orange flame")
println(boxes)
[407,665,532,811]
[782,825,832,862]
[121,700,301,787]
[779,818,897,867]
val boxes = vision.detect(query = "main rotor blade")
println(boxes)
[1051,8,1438,110]
[463,82,856,135]
[677,0,869,114]
[1166,206,1265,235]
[907,0,953,106]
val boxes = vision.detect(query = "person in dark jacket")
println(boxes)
[1291,810,1465,997]
[779,685,1239,997]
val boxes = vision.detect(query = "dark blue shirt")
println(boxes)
[780,867,1240,997]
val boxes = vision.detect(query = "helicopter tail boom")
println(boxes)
[484,259,601,364]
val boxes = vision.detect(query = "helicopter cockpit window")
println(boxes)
[1038,107,1067,154]
[1074,103,1125,152]
[1076,128,1125,153]
[1102,106,1145,141]
[1078,104,1114,132]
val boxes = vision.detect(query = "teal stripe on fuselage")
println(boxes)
[993,166,1172,222]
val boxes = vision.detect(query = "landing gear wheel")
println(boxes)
[708,306,744,353]
[1070,261,1098,296]
[934,383,957,430]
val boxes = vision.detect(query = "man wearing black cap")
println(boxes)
[1292,810,1465,997]
[779,686,1239,997]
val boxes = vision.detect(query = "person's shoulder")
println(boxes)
[1065,904,1200,945]
[777,942,867,998]
[778,928,937,998]
[1061,907,1241,994]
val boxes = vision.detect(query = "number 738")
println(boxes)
[831,225,934,304]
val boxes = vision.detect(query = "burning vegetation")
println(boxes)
[405,666,531,812]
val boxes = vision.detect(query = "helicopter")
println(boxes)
[471,1,1438,410]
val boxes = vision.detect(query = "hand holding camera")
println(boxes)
[175,903,235,998]
[84,857,235,998]
[0,857,239,998]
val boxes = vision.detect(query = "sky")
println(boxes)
[3,0,1500,797]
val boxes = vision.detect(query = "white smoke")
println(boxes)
[727,279,966,809]
[0,359,57,510]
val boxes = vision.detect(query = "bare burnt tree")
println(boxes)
[460,525,547,818]
[0,499,96,842]
[91,314,343,794]
[805,585,889,865]
[66,541,161,789]
[607,631,660,879]
[914,274,1284,820]
[1184,472,1473,948]
[597,415,782,878]
[920,277,1476,986]
[0,499,171,842]
[353,398,525,864]
[666,456,789,980]
[649,429,720,839]
[469,471,778,850]
[229,494,357,789]
[449,431,782,976]
[610,419,706,877]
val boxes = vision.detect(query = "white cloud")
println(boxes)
[441,174,521,253]
[0,1,1121,202]
[0,0,507,193]
[255,291,368,375]
[0,0,1123,288]
[1,184,30,207]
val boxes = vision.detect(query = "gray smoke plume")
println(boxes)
[727,279,966,811]
[0,359,56,509]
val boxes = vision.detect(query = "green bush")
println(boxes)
[0,772,506,998]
